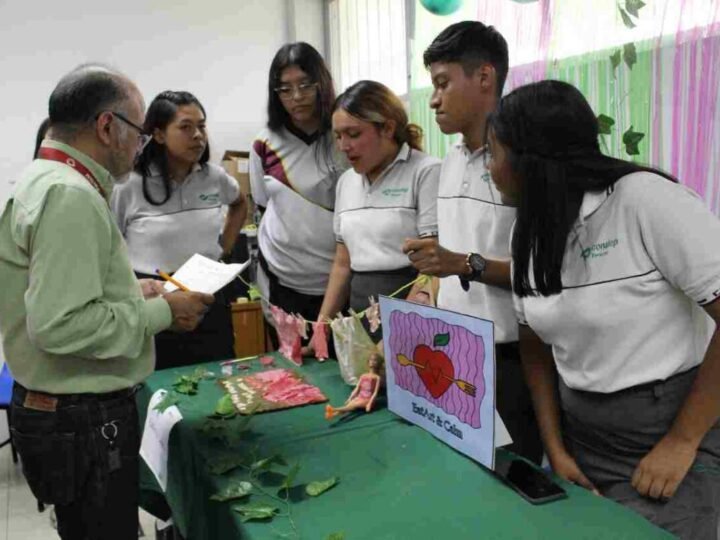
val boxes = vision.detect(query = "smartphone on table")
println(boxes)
[494,456,568,505]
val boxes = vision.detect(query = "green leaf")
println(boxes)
[622,126,645,155]
[625,0,645,18]
[208,454,248,475]
[623,42,637,70]
[172,375,198,395]
[326,534,345,540]
[248,283,262,301]
[210,481,253,502]
[609,49,622,72]
[433,333,450,347]
[153,392,180,413]
[306,477,338,497]
[622,126,645,145]
[191,367,215,381]
[214,394,237,418]
[282,463,301,491]
[597,114,615,136]
[625,143,640,156]
[232,503,278,522]
[251,454,287,472]
[618,7,635,28]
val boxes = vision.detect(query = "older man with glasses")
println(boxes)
[0,64,214,540]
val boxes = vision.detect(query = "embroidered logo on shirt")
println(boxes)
[481,172,491,183]
[382,187,409,197]
[199,192,220,204]
[581,238,619,260]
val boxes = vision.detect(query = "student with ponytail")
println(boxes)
[315,80,440,341]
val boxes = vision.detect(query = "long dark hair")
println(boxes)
[134,90,210,205]
[266,43,337,173]
[488,80,677,298]
[267,42,335,133]
[334,80,424,151]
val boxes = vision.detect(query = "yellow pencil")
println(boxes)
[155,269,190,292]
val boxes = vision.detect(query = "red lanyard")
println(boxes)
[36,147,107,199]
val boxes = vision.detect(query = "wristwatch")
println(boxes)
[460,252,487,291]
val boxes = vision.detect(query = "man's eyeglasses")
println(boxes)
[98,111,152,151]
[274,82,319,100]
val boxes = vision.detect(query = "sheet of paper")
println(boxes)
[163,253,251,294]
[494,410,513,448]
[140,389,183,492]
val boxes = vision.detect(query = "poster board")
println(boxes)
[380,296,497,469]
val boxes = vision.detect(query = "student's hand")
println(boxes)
[138,278,166,300]
[402,238,468,278]
[163,291,215,332]
[550,450,600,495]
[631,435,697,500]
[408,290,433,305]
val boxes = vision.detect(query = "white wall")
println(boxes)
[0,0,325,440]
[287,0,327,56]
[0,0,326,205]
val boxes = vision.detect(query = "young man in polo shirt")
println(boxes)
[403,21,542,463]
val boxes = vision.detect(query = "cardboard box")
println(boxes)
[221,150,254,227]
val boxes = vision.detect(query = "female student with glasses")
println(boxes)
[250,42,346,347]
[111,90,247,369]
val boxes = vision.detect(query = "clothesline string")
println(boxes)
[234,272,426,325]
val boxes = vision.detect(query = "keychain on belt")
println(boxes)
[100,419,121,472]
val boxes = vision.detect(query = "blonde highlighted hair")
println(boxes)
[334,80,423,151]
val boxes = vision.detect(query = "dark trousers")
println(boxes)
[10,384,140,540]
[350,267,418,344]
[136,272,235,370]
[561,367,720,539]
[496,342,543,465]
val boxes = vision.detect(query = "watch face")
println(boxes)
[469,254,487,274]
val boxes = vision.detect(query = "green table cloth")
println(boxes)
[137,354,673,540]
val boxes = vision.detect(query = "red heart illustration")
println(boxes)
[413,344,454,399]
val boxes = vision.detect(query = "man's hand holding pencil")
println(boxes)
[156,269,215,332]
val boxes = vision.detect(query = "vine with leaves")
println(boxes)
[597,0,646,156]
[153,364,345,540]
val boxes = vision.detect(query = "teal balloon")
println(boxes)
[419,0,463,16]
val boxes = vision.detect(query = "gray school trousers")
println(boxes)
[560,367,720,540]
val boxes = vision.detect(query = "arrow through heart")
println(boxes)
[413,344,454,398]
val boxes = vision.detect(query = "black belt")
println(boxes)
[13,382,139,406]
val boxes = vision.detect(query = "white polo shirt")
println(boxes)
[110,162,240,274]
[436,142,518,344]
[250,126,344,295]
[334,143,440,272]
[514,172,720,393]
